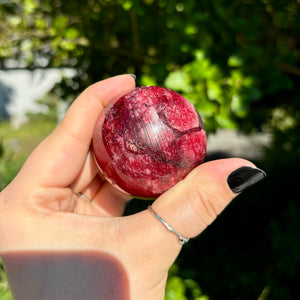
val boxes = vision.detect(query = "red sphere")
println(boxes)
[92,86,207,199]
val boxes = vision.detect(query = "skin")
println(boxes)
[0,75,257,300]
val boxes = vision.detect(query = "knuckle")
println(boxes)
[189,184,226,227]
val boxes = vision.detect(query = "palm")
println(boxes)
[17,76,136,219]
[68,170,130,217]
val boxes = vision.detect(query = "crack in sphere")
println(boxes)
[92,86,207,199]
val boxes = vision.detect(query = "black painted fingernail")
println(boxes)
[227,166,266,194]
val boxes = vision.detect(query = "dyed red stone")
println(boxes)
[92,86,206,199]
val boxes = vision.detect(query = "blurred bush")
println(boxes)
[0,260,13,300]
[165,265,210,300]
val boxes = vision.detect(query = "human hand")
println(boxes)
[0,74,265,300]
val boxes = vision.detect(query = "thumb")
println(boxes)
[124,158,266,267]
[151,158,266,240]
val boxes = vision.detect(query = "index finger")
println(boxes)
[18,74,136,188]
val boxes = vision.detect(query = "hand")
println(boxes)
[0,74,265,300]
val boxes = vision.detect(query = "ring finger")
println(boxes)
[70,150,101,193]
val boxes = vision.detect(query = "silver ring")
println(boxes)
[77,192,92,202]
[148,206,189,246]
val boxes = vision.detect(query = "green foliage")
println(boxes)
[0,146,27,191]
[0,0,89,68]
[1,0,297,132]
[165,265,209,300]
[0,262,13,300]
[0,113,57,190]
[164,50,261,132]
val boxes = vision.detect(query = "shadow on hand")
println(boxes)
[2,251,129,300]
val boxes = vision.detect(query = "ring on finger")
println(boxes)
[148,205,189,246]
[76,192,92,202]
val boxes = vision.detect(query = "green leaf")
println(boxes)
[228,54,244,67]
[141,74,157,86]
[20,39,34,52]
[228,70,244,87]
[231,94,249,118]
[164,71,192,93]
[165,276,187,300]
[194,50,205,61]
[24,0,36,13]
[122,0,133,10]
[185,24,198,35]
[207,80,224,103]
[196,99,218,118]
[35,17,47,29]
[0,266,12,300]
[53,15,69,32]
[7,16,21,27]
[60,40,76,51]
[65,27,80,40]
[216,107,237,129]
[0,289,13,300]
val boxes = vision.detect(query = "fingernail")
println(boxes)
[129,74,136,80]
[227,166,266,194]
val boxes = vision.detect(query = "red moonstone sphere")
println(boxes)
[92,86,207,199]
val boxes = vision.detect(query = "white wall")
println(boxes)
[0,68,76,127]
